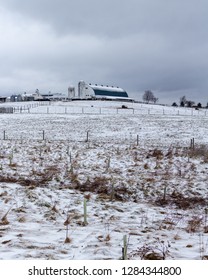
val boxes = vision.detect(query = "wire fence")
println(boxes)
[0,101,51,114]
[0,102,205,149]
[0,129,193,149]
[13,105,208,117]
[1,101,208,116]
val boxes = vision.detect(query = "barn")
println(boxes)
[77,81,129,100]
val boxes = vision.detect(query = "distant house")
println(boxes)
[41,93,66,101]
[22,92,42,101]
[10,92,43,102]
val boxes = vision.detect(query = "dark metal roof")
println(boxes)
[89,84,128,98]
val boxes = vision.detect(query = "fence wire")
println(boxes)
[0,130,192,150]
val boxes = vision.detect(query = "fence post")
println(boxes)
[83,198,88,226]
[122,235,128,260]
[190,138,195,150]
[43,130,45,140]
[86,131,89,142]
[137,135,139,146]
[3,130,6,140]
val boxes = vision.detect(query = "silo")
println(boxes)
[68,86,75,98]
[78,80,86,98]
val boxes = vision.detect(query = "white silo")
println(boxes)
[78,80,86,98]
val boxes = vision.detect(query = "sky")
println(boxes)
[0,0,208,105]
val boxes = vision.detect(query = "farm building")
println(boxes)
[77,81,130,100]
[0,97,7,103]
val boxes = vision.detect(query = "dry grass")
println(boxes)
[155,191,207,209]
[186,216,203,233]
[130,240,170,260]
[0,175,18,184]
[0,207,12,225]
[64,237,72,243]
[189,144,208,162]
[147,148,164,160]
[72,177,135,202]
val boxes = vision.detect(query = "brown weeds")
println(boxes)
[156,191,207,209]
[189,144,208,163]
[186,216,203,233]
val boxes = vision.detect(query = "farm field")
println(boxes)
[0,100,208,260]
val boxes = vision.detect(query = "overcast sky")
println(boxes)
[0,0,208,104]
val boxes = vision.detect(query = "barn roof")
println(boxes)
[88,84,128,98]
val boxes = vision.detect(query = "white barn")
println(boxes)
[77,81,129,100]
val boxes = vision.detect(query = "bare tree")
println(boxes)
[180,96,186,107]
[143,90,157,103]
[152,97,159,104]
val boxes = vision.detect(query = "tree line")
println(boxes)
[142,91,206,108]
[172,96,204,108]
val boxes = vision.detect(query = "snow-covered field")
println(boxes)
[0,100,208,260]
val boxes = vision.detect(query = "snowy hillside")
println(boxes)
[0,100,208,260]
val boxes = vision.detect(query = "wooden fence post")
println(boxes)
[190,138,195,150]
[86,131,89,142]
[137,135,139,146]
[122,235,128,260]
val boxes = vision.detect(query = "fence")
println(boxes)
[0,101,51,114]
[11,104,208,117]
[0,129,194,149]
[0,107,14,113]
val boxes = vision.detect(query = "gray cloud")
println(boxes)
[0,0,208,104]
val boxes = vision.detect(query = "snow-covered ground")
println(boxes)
[0,100,208,260]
